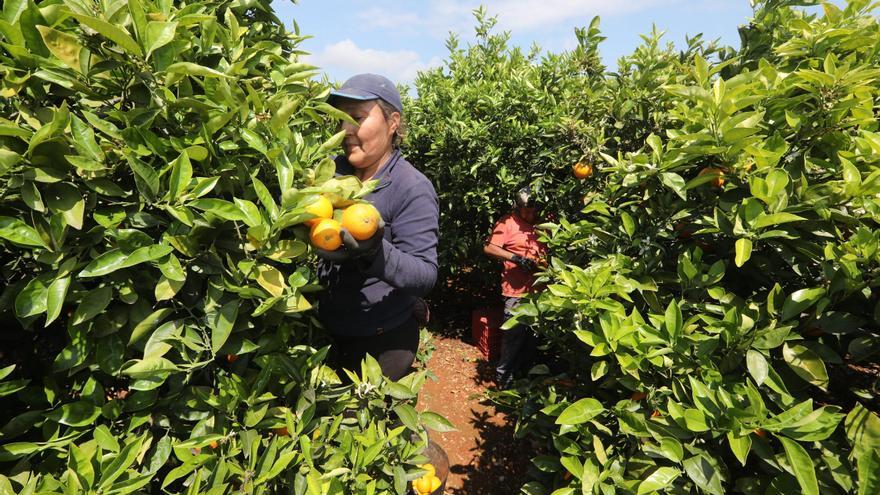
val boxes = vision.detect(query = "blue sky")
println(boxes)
[271,1,828,85]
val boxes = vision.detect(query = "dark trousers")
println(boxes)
[495,296,537,387]
[330,317,420,382]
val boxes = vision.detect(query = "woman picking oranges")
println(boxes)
[316,74,439,381]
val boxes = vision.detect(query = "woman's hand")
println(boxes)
[315,219,386,263]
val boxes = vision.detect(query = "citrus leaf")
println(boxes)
[779,436,818,495]
[556,398,604,425]
[69,12,142,56]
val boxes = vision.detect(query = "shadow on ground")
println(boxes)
[446,405,533,495]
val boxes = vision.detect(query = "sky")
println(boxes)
[270,1,829,86]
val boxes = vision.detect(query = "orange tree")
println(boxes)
[495,1,880,494]
[0,0,450,492]
[404,9,604,295]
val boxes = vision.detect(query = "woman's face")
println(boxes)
[337,99,399,171]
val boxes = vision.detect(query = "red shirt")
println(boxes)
[488,213,547,297]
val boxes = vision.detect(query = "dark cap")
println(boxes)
[328,73,403,114]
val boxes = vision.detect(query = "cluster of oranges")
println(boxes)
[304,195,381,250]
[412,464,442,495]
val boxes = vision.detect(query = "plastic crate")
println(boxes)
[471,306,504,361]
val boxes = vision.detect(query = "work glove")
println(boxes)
[315,219,386,263]
[511,254,538,272]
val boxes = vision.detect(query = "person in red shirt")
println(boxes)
[483,187,548,388]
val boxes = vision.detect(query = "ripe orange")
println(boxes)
[309,218,342,251]
[414,477,433,494]
[651,409,662,418]
[225,354,238,363]
[698,167,726,188]
[341,203,381,241]
[273,426,289,436]
[753,428,767,438]
[573,162,593,179]
[630,391,647,401]
[209,440,219,449]
[304,195,333,227]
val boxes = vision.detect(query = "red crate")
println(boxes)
[471,306,504,361]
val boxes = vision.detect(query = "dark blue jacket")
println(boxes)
[317,150,439,336]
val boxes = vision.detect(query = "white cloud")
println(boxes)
[305,39,442,84]
[353,0,687,36]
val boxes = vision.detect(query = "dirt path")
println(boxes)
[417,331,532,494]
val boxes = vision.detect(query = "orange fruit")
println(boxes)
[630,391,647,401]
[209,440,219,449]
[304,195,333,227]
[573,162,593,179]
[225,354,238,363]
[698,167,726,188]
[414,477,433,494]
[340,203,381,241]
[753,428,767,438]
[651,409,662,418]
[309,218,342,251]
[273,426,289,436]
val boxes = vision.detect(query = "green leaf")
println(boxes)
[93,425,120,453]
[98,435,144,490]
[682,455,725,495]
[166,150,193,201]
[210,301,239,354]
[752,212,806,229]
[735,238,752,267]
[556,398,604,425]
[0,216,46,248]
[727,432,752,466]
[841,157,862,197]
[665,300,682,340]
[858,449,880,495]
[189,199,248,222]
[79,245,172,278]
[165,62,230,79]
[637,467,681,495]
[781,288,826,320]
[71,286,113,325]
[127,155,160,199]
[36,25,83,71]
[45,182,84,230]
[256,264,286,297]
[746,349,768,385]
[661,172,687,200]
[845,403,880,455]
[144,21,177,59]
[0,148,20,176]
[15,277,48,318]
[420,411,456,432]
[47,401,101,427]
[45,273,71,326]
[393,404,419,431]
[69,13,142,56]
[620,211,635,238]
[779,436,818,495]
[783,343,829,390]
[317,130,345,155]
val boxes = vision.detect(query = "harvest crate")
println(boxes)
[471,306,504,361]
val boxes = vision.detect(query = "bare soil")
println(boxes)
[417,327,532,494]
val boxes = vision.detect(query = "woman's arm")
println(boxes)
[361,180,439,296]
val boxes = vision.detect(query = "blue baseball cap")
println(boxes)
[328,73,403,114]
